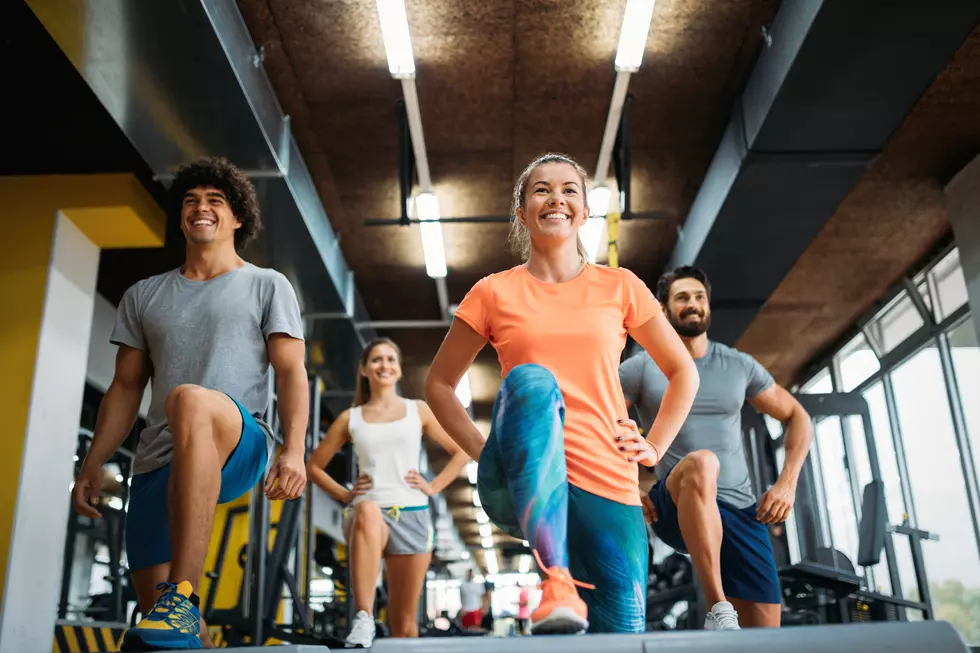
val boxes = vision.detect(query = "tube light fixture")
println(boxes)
[580,217,608,264]
[518,554,532,574]
[476,509,490,524]
[615,0,656,72]
[466,461,478,485]
[416,192,447,278]
[482,536,494,549]
[479,524,492,538]
[485,550,499,574]
[589,186,612,217]
[375,0,416,78]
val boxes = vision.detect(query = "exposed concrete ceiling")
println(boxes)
[738,24,980,384]
[235,0,975,569]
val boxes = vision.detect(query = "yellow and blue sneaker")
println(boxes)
[122,581,202,651]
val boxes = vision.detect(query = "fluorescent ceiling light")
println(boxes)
[466,461,478,485]
[476,509,490,524]
[416,191,439,221]
[485,550,499,574]
[479,524,492,538]
[375,0,416,78]
[482,536,494,549]
[518,554,532,574]
[589,186,611,218]
[615,0,656,72]
[456,370,472,408]
[416,192,447,278]
[580,217,608,263]
[472,489,482,508]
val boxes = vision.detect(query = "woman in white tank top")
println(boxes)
[307,338,470,646]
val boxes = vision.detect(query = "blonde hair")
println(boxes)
[353,338,402,407]
[507,152,590,263]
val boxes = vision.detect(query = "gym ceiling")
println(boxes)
[232,0,980,570]
[5,0,980,573]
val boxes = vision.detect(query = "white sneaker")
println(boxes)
[345,610,375,648]
[704,601,740,630]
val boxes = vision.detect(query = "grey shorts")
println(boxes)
[343,504,434,556]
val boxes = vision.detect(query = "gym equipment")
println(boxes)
[780,480,937,624]
[58,428,135,627]
[366,621,969,652]
[645,553,700,630]
[205,488,345,648]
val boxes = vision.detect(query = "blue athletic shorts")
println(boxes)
[649,470,782,604]
[125,396,270,571]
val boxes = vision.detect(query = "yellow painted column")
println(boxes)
[0,175,165,653]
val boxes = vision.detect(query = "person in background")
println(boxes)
[621,265,813,629]
[459,569,487,631]
[306,338,470,648]
[517,586,532,635]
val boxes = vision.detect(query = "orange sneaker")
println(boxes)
[529,550,594,635]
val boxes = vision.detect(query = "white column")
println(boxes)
[0,212,100,653]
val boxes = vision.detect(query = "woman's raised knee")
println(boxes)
[500,364,559,403]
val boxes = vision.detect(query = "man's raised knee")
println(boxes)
[668,449,720,500]
[686,450,721,480]
[164,384,212,421]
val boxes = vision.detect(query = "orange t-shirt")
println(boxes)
[454,263,659,506]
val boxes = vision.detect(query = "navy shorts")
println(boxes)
[649,471,781,604]
[125,396,270,571]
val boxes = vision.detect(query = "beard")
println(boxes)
[669,308,711,338]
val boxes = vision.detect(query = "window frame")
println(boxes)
[795,243,980,568]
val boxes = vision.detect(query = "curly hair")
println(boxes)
[168,157,262,250]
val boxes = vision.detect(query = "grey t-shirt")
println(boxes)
[111,263,305,475]
[619,340,774,509]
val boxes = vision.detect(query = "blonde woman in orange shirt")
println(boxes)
[426,153,699,635]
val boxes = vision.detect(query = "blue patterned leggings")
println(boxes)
[476,364,649,633]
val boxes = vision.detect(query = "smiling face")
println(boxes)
[361,342,402,389]
[516,162,589,251]
[665,277,712,338]
[179,185,241,248]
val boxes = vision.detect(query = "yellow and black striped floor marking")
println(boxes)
[53,624,124,653]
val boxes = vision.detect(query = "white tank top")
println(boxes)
[348,398,429,508]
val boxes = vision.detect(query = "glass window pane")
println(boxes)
[863,383,907,526]
[775,447,802,564]
[949,318,980,516]
[838,333,881,392]
[844,406,891,595]
[874,293,925,353]
[891,342,980,641]
[802,368,833,394]
[814,418,860,566]
[932,249,969,321]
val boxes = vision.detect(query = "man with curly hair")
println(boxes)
[71,157,309,650]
